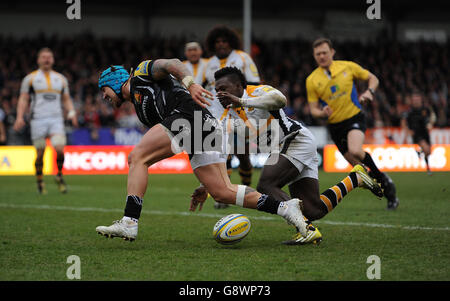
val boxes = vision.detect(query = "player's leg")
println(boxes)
[343,128,399,209]
[254,153,322,245]
[345,129,383,183]
[193,161,310,237]
[290,164,381,222]
[237,153,252,186]
[214,139,252,209]
[417,138,432,174]
[256,153,299,202]
[343,129,366,165]
[34,145,46,194]
[51,133,68,193]
[30,119,48,194]
[214,154,233,209]
[96,124,175,241]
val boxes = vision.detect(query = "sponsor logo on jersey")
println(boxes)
[43,94,57,101]
[134,92,142,104]
[134,60,151,76]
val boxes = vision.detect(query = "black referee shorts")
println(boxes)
[327,112,367,155]
[412,130,431,145]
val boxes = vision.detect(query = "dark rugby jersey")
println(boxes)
[404,107,431,133]
[129,60,192,128]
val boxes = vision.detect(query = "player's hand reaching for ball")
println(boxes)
[188,84,213,108]
[189,185,209,212]
[217,91,242,108]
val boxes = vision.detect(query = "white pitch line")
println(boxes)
[0,203,449,232]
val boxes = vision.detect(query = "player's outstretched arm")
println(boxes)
[13,92,30,131]
[62,93,78,127]
[190,185,209,212]
[151,58,213,108]
[217,86,286,110]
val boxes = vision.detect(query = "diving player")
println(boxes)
[190,67,383,245]
[95,59,314,242]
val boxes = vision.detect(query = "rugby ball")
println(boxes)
[213,214,251,245]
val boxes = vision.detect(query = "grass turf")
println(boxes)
[0,170,449,280]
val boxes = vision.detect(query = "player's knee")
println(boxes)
[347,148,365,161]
[302,199,327,221]
[128,149,143,167]
[257,176,281,194]
[35,150,45,162]
[256,180,270,195]
[50,134,66,148]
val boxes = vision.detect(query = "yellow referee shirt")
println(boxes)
[306,60,369,124]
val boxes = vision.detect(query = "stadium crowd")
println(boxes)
[0,33,448,145]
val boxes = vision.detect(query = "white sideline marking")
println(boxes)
[0,202,449,232]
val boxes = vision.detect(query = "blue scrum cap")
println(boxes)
[98,65,129,96]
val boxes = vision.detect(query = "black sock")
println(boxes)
[35,161,43,183]
[124,195,143,220]
[256,194,280,215]
[362,152,383,181]
[56,152,64,177]
[424,155,430,171]
[226,155,232,177]
[239,167,252,186]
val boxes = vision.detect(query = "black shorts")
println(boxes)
[328,112,367,155]
[412,130,431,145]
[161,102,223,159]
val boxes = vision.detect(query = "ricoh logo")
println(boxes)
[64,151,127,171]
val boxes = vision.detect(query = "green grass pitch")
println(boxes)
[0,170,449,280]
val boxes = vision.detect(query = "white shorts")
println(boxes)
[190,152,227,170]
[30,117,66,145]
[279,127,319,183]
[161,123,227,171]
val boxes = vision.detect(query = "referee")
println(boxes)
[306,38,399,210]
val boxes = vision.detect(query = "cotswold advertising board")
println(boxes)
[0,146,192,175]
[323,144,450,172]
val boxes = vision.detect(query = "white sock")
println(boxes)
[277,201,289,217]
[122,216,138,224]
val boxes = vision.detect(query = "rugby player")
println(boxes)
[204,25,260,208]
[95,59,315,242]
[306,38,399,210]
[190,67,383,245]
[13,47,78,194]
[182,42,209,85]
[401,90,436,175]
